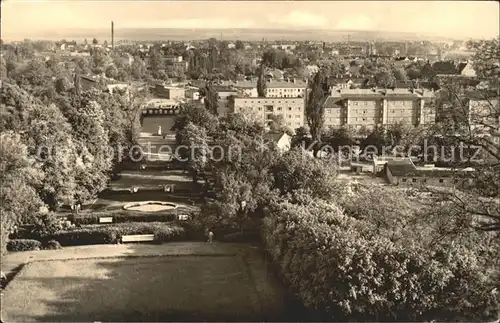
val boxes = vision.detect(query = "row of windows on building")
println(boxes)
[267,88,305,93]
[142,108,180,115]
[324,117,418,123]
[326,108,418,115]
[247,106,302,112]
[241,99,303,104]
[266,114,302,119]
[401,177,452,184]
[267,94,304,98]
[349,100,415,106]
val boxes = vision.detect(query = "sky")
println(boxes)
[2,0,499,40]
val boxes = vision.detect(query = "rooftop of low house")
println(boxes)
[263,132,288,143]
[387,160,475,177]
[386,159,418,176]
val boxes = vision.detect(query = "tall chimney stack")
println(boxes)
[111,21,114,50]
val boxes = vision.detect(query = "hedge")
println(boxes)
[70,207,199,225]
[262,201,499,322]
[7,239,42,252]
[44,239,62,250]
[26,222,186,246]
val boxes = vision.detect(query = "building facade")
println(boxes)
[233,97,305,130]
[385,161,475,188]
[142,98,181,116]
[156,84,186,100]
[323,88,436,129]
[265,79,307,98]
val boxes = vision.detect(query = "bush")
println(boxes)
[30,213,73,240]
[28,222,187,246]
[262,200,499,321]
[71,207,199,225]
[7,239,42,252]
[44,239,62,250]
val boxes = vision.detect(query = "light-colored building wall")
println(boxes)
[241,88,258,97]
[233,97,305,130]
[346,99,383,128]
[167,87,185,100]
[324,89,437,128]
[386,99,418,125]
[265,86,306,98]
[324,107,344,127]
[460,63,477,77]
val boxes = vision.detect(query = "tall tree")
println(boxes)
[373,67,396,88]
[69,94,113,203]
[172,103,219,144]
[393,68,408,82]
[178,122,210,183]
[305,69,328,155]
[271,148,338,199]
[203,82,219,115]
[1,83,79,210]
[257,63,267,98]
[24,102,79,209]
[0,132,44,255]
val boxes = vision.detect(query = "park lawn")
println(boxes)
[1,251,290,322]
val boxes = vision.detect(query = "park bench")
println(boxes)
[121,234,155,243]
[98,217,113,224]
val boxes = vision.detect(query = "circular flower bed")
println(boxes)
[123,201,178,212]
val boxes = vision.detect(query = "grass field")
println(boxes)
[1,246,297,322]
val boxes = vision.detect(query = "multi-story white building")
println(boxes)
[232,97,306,130]
[265,79,307,98]
[220,79,307,99]
[323,88,436,129]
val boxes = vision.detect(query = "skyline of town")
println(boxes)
[2,1,499,41]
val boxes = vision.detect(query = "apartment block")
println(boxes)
[220,79,307,98]
[265,79,307,98]
[232,97,305,129]
[324,88,436,129]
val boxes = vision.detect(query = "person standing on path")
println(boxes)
[207,231,214,243]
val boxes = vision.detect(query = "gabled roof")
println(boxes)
[265,69,285,79]
[324,96,343,109]
[263,133,290,146]
[457,62,468,74]
[388,159,475,178]
[386,159,417,176]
